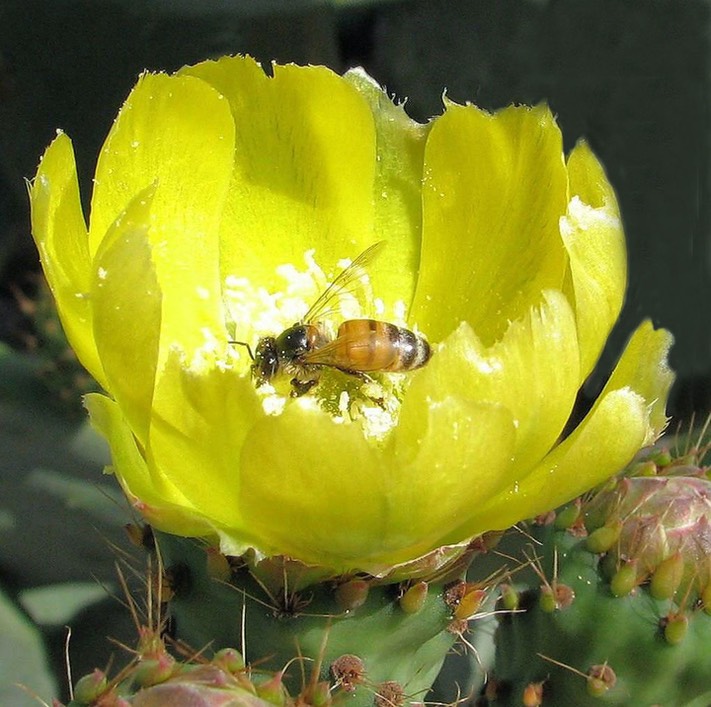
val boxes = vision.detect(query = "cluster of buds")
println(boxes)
[488,434,711,706]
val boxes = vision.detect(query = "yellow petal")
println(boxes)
[412,103,568,343]
[598,319,674,440]
[85,393,213,537]
[410,290,579,476]
[343,67,429,317]
[463,387,650,535]
[144,347,262,529]
[237,396,516,570]
[386,393,517,563]
[29,133,106,387]
[181,57,381,306]
[89,72,236,370]
[91,186,161,447]
[458,321,674,535]
[238,406,382,567]
[562,141,626,377]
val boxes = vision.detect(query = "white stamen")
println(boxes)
[219,247,413,438]
[334,390,349,417]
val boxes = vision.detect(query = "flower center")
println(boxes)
[221,248,411,439]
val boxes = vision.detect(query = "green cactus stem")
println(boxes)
[154,531,464,707]
[490,526,711,706]
[488,455,711,707]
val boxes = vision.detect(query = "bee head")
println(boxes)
[253,336,279,385]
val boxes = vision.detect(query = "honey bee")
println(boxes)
[233,242,432,397]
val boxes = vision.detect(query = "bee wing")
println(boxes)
[301,323,382,371]
[302,241,386,323]
[299,333,353,368]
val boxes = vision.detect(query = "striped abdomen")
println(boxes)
[328,319,431,373]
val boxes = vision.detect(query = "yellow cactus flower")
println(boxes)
[29,56,674,575]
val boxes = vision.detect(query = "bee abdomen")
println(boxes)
[336,319,431,373]
[387,324,431,371]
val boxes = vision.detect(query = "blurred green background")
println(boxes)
[0,1,708,704]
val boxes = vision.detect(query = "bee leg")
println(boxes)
[340,369,374,385]
[290,377,319,397]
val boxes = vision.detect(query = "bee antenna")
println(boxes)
[229,339,254,361]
